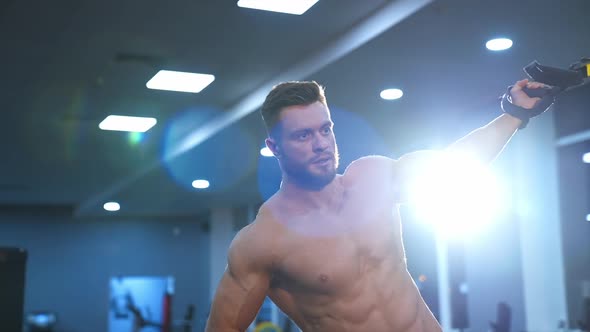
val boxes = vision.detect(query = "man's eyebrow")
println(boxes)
[290,128,311,135]
[290,121,332,134]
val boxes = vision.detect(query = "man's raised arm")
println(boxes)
[206,224,272,332]
[392,79,554,204]
[447,79,553,163]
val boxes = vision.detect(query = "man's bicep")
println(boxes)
[206,229,270,331]
[207,267,269,331]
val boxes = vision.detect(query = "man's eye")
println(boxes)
[322,127,332,134]
[297,133,309,140]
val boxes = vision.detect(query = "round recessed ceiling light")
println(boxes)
[192,179,210,189]
[103,201,120,212]
[380,88,403,100]
[260,147,273,157]
[486,38,513,51]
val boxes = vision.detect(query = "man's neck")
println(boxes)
[278,175,343,211]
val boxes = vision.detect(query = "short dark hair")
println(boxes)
[260,81,327,137]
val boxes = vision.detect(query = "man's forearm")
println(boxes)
[446,113,522,164]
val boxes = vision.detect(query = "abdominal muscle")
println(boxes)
[268,261,436,332]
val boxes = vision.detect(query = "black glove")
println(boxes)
[500,85,559,129]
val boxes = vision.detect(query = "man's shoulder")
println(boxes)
[345,155,395,172]
[343,155,395,183]
[229,202,285,266]
[235,206,282,243]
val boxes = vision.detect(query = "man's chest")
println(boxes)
[272,207,403,295]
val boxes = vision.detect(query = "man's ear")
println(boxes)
[265,137,280,158]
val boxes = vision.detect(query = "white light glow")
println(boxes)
[99,115,157,133]
[192,179,210,189]
[408,152,504,239]
[146,70,215,93]
[380,88,403,100]
[486,38,513,51]
[237,0,319,15]
[583,152,590,163]
[103,202,120,212]
[459,282,469,294]
[260,147,273,157]
[586,214,590,222]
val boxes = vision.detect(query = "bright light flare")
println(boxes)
[408,152,504,239]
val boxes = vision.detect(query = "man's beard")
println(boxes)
[282,146,340,191]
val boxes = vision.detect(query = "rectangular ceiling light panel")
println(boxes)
[237,0,319,15]
[146,70,215,93]
[99,115,157,133]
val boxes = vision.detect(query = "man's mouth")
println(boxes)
[312,156,332,164]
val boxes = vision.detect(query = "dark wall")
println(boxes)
[0,215,210,332]
[558,141,590,327]
[554,80,590,327]
[554,83,590,138]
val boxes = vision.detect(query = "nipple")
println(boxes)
[319,274,329,282]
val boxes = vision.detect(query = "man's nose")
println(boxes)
[312,133,329,152]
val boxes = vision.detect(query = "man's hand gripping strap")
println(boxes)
[500,85,558,129]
